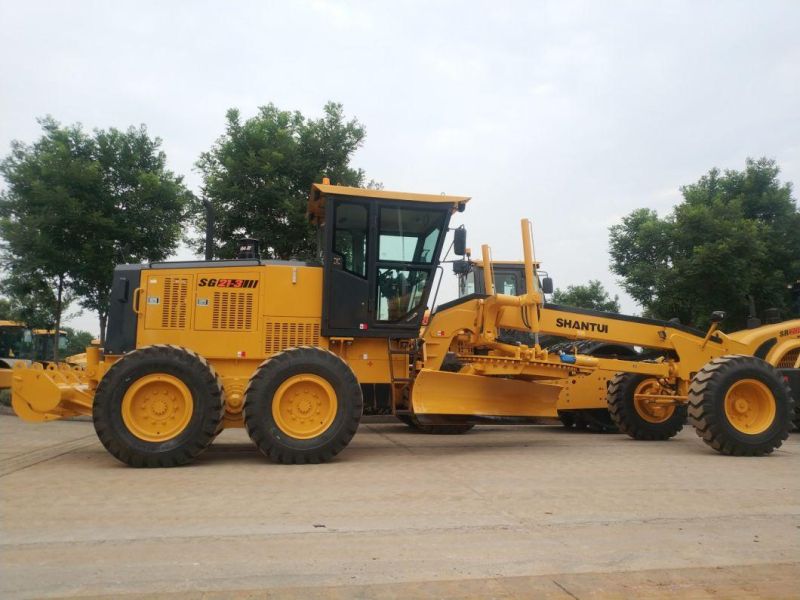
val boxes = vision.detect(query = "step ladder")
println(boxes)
[387,337,417,412]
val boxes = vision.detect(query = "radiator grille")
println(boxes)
[265,320,321,355]
[161,278,188,329]
[777,348,800,369]
[212,291,254,330]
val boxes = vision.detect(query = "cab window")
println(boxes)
[495,272,519,295]
[375,206,445,322]
[459,271,476,297]
[333,202,368,277]
[378,207,444,264]
[377,268,430,321]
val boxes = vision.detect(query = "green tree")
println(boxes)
[0,297,12,320]
[0,117,192,348]
[195,102,367,259]
[551,280,621,312]
[609,158,800,330]
[0,268,72,331]
[62,327,94,357]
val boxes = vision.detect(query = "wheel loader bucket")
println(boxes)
[11,362,94,422]
[411,369,562,418]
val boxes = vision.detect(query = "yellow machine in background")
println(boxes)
[456,260,800,435]
[0,322,68,390]
[9,183,799,466]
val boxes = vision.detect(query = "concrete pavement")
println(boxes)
[1,414,798,598]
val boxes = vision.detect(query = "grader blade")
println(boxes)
[11,362,93,422]
[411,369,562,418]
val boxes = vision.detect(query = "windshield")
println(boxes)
[458,265,543,298]
[0,326,32,359]
[378,207,444,264]
[375,206,445,322]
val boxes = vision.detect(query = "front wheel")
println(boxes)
[607,373,686,440]
[244,348,363,464]
[688,355,793,456]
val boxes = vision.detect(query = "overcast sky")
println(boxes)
[1,0,799,336]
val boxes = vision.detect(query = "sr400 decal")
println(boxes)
[198,278,259,289]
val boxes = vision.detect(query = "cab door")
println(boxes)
[324,199,371,332]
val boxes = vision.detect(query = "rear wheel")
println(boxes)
[688,355,793,456]
[93,345,224,467]
[777,369,799,431]
[244,347,363,464]
[607,373,686,440]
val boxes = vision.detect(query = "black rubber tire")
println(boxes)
[92,345,224,467]
[243,347,363,464]
[580,408,619,433]
[687,355,793,456]
[397,413,474,435]
[607,373,686,440]
[558,409,618,433]
[440,352,464,373]
[557,410,576,429]
[778,368,800,431]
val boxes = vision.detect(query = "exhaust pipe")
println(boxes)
[203,197,215,260]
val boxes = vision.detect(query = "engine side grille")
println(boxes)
[212,291,254,330]
[161,278,188,329]
[265,320,321,355]
[777,348,800,369]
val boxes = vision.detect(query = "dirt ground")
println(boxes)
[1,414,798,599]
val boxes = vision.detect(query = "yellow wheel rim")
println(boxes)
[272,374,337,439]
[724,378,775,435]
[121,373,194,442]
[633,378,676,424]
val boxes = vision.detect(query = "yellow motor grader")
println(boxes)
[0,322,69,390]
[9,182,798,466]
[455,261,800,435]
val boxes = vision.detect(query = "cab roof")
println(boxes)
[0,320,24,328]
[308,182,470,225]
[473,259,541,268]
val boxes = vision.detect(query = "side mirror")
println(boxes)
[709,311,725,323]
[541,277,553,295]
[452,259,471,275]
[453,227,467,256]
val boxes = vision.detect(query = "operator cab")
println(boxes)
[309,182,469,338]
[456,261,552,298]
